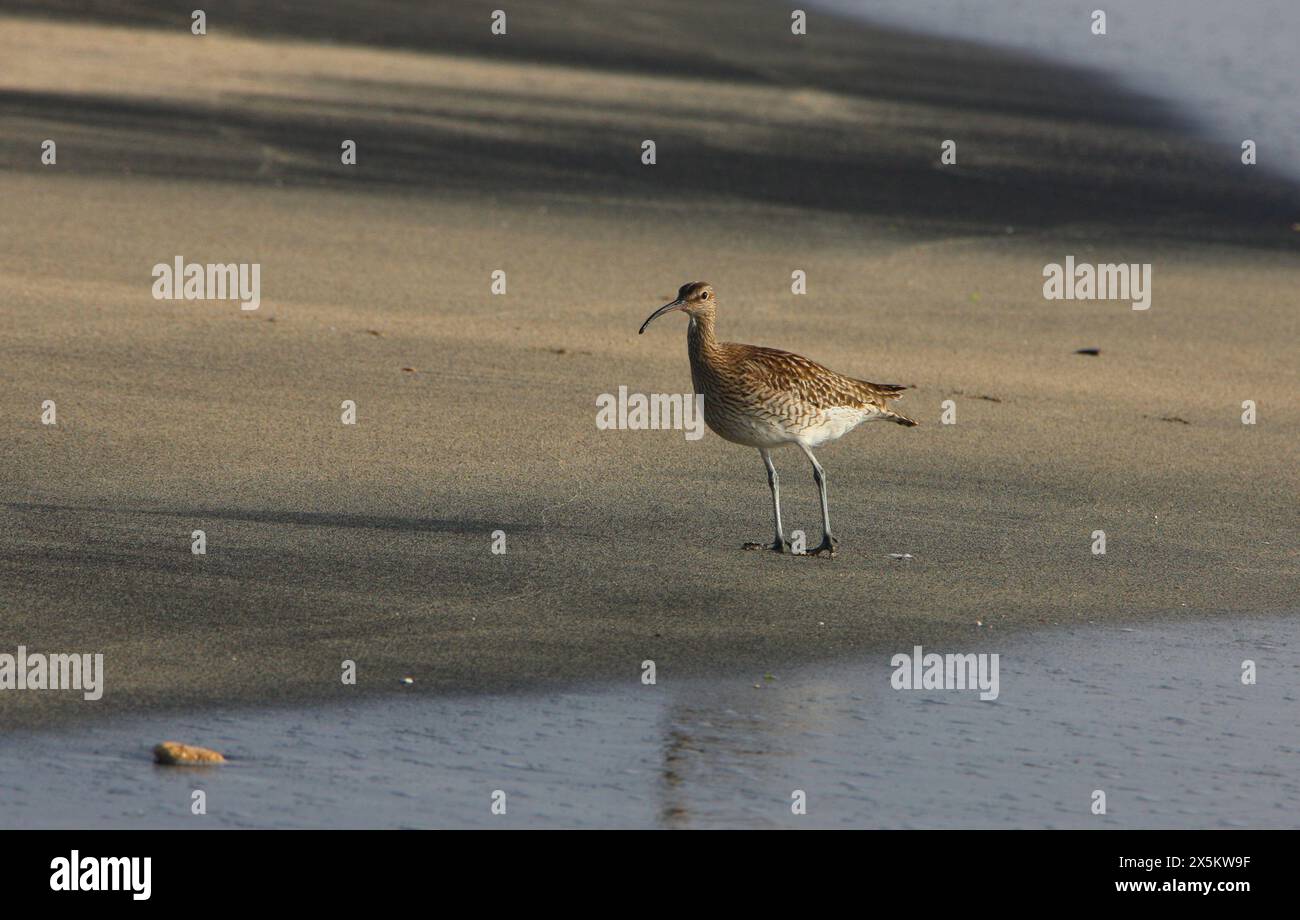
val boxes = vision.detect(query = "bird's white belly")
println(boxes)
[705,399,877,449]
[796,406,878,447]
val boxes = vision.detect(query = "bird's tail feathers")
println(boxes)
[874,383,908,399]
[857,380,917,426]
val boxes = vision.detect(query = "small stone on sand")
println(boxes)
[153,741,225,765]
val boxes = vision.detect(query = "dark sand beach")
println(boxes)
[0,0,1297,736]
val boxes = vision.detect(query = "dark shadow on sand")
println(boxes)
[2,0,1297,247]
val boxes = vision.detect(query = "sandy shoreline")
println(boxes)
[0,1,1296,731]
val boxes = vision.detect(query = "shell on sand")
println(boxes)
[153,741,226,765]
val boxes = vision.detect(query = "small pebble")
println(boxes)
[153,741,225,765]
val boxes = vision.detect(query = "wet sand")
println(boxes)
[3,613,1296,828]
[0,1,1297,730]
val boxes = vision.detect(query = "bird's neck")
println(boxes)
[687,312,720,364]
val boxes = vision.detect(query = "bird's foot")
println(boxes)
[809,537,838,558]
[743,539,787,554]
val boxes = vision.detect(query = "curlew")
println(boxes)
[639,281,916,557]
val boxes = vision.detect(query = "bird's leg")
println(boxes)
[799,444,836,557]
[744,448,786,553]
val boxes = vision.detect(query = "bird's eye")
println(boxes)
[700,291,710,299]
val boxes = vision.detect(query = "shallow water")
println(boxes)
[820,0,1300,180]
[1,614,1296,828]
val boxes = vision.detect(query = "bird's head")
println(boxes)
[639,282,716,334]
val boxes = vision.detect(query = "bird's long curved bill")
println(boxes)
[639,299,683,335]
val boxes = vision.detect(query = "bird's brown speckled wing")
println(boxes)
[729,344,905,412]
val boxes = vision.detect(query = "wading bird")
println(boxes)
[639,282,916,556]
